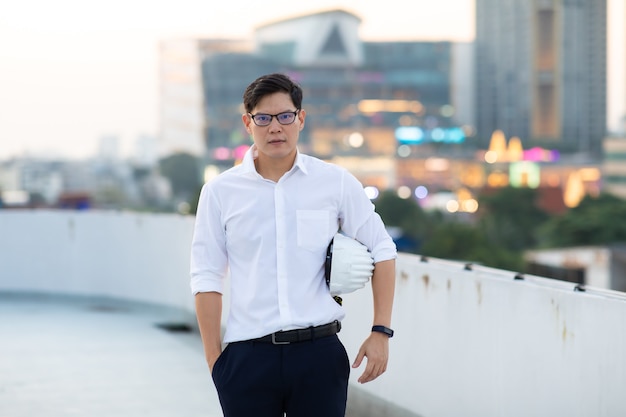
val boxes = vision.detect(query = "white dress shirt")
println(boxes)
[190,145,397,343]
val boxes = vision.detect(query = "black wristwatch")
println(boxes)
[371,325,394,338]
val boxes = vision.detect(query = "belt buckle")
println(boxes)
[271,333,290,345]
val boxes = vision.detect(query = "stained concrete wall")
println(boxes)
[1,210,625,417]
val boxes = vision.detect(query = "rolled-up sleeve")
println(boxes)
[338,170,397,263]
[190,182,229,295]
[354,213,397,263]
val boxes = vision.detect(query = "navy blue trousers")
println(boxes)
[211,334,350,417]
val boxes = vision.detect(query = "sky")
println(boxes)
[0,0,623,160]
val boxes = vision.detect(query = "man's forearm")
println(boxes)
[195,291,223,368]
[371,259,395,327]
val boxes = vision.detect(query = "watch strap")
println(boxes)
[371,325,394,338]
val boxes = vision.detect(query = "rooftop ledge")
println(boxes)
[1,210,625,417]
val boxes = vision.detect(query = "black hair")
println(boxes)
[243,73,303,113]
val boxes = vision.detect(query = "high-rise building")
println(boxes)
[158,9,475,196]
[602,135,626,198]
[195,10,467,166]
[158,38,251,157]
[602,0,626,199]
[606,0,626,134]
[475,0,607,158]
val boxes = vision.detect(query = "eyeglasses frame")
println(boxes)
[248,110,300,127]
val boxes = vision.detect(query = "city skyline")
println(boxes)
[0,0,623,160]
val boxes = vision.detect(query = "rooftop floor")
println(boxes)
[0,293,417,417]
[0,293,222,417]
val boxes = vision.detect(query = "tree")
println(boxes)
[374,190,429,252]
[477,187,550,251]
[371,187,531,271]
[159,153,202,201]
[538,193,626,247]
[420,220,525,271]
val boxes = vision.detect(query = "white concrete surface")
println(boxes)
[0,293,222,417]
[1,210,626,417]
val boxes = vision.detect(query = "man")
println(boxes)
[190,73,397,417]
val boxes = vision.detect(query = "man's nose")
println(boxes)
[268,117,283,130]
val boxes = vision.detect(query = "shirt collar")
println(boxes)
[240,145,258,175]
[241,144,309,176]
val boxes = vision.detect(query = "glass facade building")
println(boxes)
[475,0,607,158]
[198,10,460,164]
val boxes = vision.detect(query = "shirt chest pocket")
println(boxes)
[296,210,330,252]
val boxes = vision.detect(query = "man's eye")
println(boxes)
[256,115,271,122]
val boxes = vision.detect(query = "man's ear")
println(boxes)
[298,109,306,131]
[242,113,252,134]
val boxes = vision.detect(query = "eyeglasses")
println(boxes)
[248,110,299,127]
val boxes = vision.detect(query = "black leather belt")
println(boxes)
[250,321,341,345]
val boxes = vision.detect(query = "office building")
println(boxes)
[607,0,626,134]
[158,38,251,157]
[475,0,607,158]
[602,136,626,198]
[160,9,470,172]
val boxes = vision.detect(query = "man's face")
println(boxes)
[242,92,306,164]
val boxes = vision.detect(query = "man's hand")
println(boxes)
[207,350,222,374]
[195,292,223,375]
[352,332,389,383]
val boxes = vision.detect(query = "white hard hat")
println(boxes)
[325,233,374,296]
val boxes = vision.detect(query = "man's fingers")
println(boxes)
[357,357,387,383]
[353,334,390,383]
[352,347,365,368]
[358,365,380,383]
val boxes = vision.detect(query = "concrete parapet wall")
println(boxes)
[341,256,626,417]
[1,210,625,417]
[0,210,196,312]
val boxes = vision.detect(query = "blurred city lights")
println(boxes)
[579,167,601,181]
[547,174,561,187]
[395,127,425,144]
[397,186,412,199]
[440,104,455,117]
[397,145,412,157]
[485,151,498,164]
[396,126,465,144]
[348,132,365,148]
[461,199,479,213]
[425,157,450,172]
[431,128,445,141]
[462,125,476,137]
[364,186,380,200]
[484,150,498,164]
[523,147,560,162]
[487,171,509,187]
[233,145,250,160]
[508,136,524,161]
[564,171,585,208]
[203,165,220,183]
[446,200,460,213]
[358,99,424,114]
[213,147,231,160]
[510,161,540,188]
[415,186,429,199]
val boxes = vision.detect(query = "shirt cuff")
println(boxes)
[190,275,223,296]
[371,242,398,264]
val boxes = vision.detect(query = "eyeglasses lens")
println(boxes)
[252,112,297,126]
